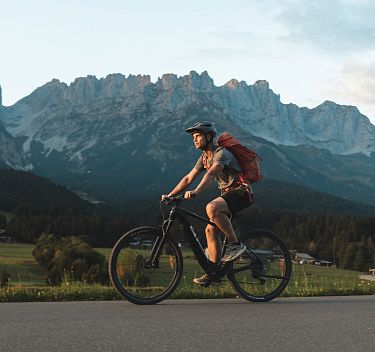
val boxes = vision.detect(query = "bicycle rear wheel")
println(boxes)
[227,229,291,302]
[109,226,183,305]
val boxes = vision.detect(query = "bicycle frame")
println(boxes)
[148,198,275,280]
[149,200,229,274]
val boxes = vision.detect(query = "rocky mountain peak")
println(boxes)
[126,74,151,86]
[158,73,178,90]
[179,70,214,91]
[254,80,270,89]
[0,71,375,206]
[225,79,240,89]
[1,71,374,158]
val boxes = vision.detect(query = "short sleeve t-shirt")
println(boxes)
[194,146,241,189]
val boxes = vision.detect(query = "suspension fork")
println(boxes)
[147,206,177,268]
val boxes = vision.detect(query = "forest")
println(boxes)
[1,169,375,272]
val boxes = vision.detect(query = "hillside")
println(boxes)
[2,168,374,219]
[253,178,375,216]
[1,71,374,206]
[119,177,375,219]
[0,169,95,216]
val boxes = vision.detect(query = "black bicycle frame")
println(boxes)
[149,200,289,281]
[151,203,223,272]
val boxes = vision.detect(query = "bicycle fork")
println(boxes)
[146,206,178,269]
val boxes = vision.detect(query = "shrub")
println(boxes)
[32,234,109,285]
[1,270,11,288]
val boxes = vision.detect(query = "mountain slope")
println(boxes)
[0,169,95,215]
[0,72,374,205]
[0,118,30,170]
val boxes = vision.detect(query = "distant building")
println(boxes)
[314,259,332,267]
[294,252,316,264]
[294,252,332,267]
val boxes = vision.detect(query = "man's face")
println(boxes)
[192,132,207,149]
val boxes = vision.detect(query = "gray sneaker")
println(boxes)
[193,274,221,286]
[222,242,247,262]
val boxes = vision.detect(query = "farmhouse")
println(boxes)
[314,259,332,267]
[295,252,315,264]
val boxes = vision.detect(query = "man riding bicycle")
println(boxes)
[161,121,253,286]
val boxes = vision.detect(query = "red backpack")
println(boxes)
[202,132,262,184]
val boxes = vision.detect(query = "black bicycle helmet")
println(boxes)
[185,121,217,137]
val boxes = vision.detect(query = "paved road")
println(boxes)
[1,296,375,352]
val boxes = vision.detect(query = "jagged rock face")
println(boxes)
[0,71,374,204]
[218,79,375,156]
[0,119,31,170]
[2,71,374,158]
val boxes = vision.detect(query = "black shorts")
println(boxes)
[220,186,253,214]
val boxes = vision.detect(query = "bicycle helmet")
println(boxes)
[185,121,217,137]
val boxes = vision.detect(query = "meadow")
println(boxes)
[1,243,375,302]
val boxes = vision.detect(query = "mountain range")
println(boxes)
[0,71,374,206]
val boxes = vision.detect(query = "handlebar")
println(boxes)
[161,192,196,206]
[161,195,184,206]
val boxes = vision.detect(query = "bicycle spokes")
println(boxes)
[109,227,183,304]
[228,230,292,301]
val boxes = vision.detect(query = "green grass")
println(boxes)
[0,243,46,285]
[1,243,375,302]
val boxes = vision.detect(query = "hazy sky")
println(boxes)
[1,0,375,124]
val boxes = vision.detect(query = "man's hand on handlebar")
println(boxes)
[161,194,172,201]
[160,192,196,203]
[184,190,197,199]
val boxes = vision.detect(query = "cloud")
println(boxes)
[338,59,375,104]
[270,0,375,54]
[325,57,375,123]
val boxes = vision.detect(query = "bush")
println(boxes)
[32,234,109,285]
[0,213,6,228]
[1,270,11,288]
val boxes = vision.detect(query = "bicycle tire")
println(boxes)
[109,226,183,305]
[227,229,292,302]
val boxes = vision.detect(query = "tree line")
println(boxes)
[7,204,375,271]
[237,209,375,272]
[1,169,375,272]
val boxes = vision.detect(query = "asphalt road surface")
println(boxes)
[1,296,374,352]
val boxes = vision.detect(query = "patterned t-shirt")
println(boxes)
[194,146,241,189]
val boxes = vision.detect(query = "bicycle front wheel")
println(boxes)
[109,226,183,305]
[227,229,291,302]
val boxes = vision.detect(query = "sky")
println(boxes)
[1,0,375,125]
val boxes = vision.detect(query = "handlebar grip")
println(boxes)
[162,194,183,204]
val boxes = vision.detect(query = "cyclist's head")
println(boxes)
[185,121,216,150]
[185,121,217,137]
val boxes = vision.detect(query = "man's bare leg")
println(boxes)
[206,197,238,243]
[205,224,222,263]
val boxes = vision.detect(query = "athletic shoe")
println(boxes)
[221,242,247,262]
[193,274,221,286]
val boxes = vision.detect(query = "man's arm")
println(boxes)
[185,163,224,198]
[167,168,202,197]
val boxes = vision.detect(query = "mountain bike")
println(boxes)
[109,195,292,305]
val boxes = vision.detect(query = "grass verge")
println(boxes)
[2,243,375,302]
